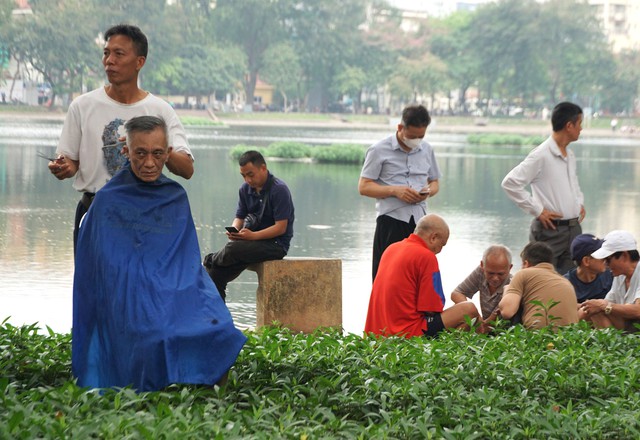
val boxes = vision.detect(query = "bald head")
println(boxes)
[414,214,450,254]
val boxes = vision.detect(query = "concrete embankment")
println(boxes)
[2,108,638,140]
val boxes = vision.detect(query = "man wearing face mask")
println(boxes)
[359,104,441,281]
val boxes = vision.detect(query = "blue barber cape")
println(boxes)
[72,166,246,391]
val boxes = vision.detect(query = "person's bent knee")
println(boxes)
[458,301,480,317]
[441,302,479,329]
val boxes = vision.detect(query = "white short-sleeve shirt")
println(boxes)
[57,87,192,193]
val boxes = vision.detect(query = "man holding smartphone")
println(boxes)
[204,150,295,301]
[359,104,441,281]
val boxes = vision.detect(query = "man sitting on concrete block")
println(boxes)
[204,150,295,301]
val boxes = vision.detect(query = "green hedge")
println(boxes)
[2,319,640,438]
[230,142,367,164]
[468,133,546,146]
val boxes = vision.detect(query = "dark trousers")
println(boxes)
[204,239,286,301]
[73,192,95,254]
[372,215,416,281]
[530,219,582,274]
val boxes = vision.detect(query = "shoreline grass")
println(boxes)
[2,319,640,438]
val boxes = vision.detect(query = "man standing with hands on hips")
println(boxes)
[359,104,441,281]
[501,102,585,274]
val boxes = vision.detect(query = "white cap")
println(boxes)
[591,230,637,259]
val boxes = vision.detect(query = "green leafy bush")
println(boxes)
[229,145,261,161]
[468,133,545,146]
[2,319,640,438]
[311,144,367,164]
[265,142,312,159]
[229,142,366,164]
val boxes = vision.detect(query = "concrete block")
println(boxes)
[248,257,342,333]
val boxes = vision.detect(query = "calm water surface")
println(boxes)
[2,116,640,334]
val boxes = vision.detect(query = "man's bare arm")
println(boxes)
[450,291,469,304]
[166,150,194,179]
[498,292,520,319]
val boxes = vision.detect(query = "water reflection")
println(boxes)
[1,117,640,335]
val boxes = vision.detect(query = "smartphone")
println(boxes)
[419,190,430,196]
[225,226,239,233]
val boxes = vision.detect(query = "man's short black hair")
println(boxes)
[104,24,148,58]
[124,115,167,146]
[401,104,431,128]
[551,102,582,132]
[609,250,640,262]
[239,150,266,167]
[521,241,553,266]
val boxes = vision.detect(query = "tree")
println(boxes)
[599,49,640,114]
[466,0,546,114]
[146,44,246,106]
[261,42,304,112]
[430,12,478,114]
[212,0,289,107]
[0,0,15,73]
[9,0,98,106]
[388,54,447,109]
[332,66,367,113]
[285,0,371,111]
[538,0,611,107]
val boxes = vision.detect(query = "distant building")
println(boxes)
[584,0,640,52]
[253,78,274,110]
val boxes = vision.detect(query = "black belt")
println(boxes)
[551,218,579,227]
[80,192,95,211]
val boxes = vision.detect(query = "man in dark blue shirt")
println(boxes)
[564,233,613,303]
[205,150,294,301]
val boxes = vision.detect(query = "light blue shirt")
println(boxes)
[360,133,441,223]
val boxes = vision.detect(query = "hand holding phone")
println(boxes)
[37,152,64,162]
[225,226,239,233]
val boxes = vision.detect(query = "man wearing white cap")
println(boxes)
[564,233,613,303]
[579,230,640,332]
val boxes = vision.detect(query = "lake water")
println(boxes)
[2,115,640,335]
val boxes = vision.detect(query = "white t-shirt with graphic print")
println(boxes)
[57,86,192,193]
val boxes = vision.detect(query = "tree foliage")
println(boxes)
[261,42,304,112]
[212,0,289,106]
[0,0,637,114]
[9,0,97,104]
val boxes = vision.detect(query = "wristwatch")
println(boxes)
[604,302,613,315]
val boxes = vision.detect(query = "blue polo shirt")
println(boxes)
[235,173,294,252]
[563,268,614,303]
[360,133,441,223]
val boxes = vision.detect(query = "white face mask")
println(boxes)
[402,136,422,150]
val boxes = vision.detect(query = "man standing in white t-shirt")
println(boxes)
[48,24,194,249]
[579,230,640,332]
